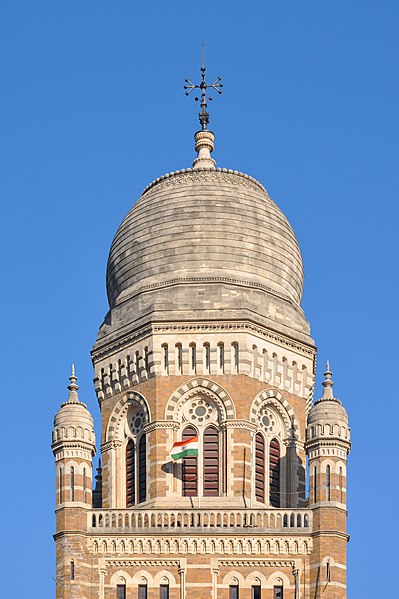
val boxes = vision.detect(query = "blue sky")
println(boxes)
[0,1,398,597]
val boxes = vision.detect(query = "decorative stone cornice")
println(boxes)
[219,560,296,568]
[144,421,180,433]
[106,559,180,567]
[221,420,257,432]
[141,167,267,196]
[101,440,122,452]
[92,320,315,368]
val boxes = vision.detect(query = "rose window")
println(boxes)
[127,404,145,435]
[184,398,215,424]
[258,407,279,434]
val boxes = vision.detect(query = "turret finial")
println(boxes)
[321,360,334,400]
[67,363,80,403]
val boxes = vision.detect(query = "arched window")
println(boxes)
[269,438,280,507]
[326,465,331,501]
[255,433,265,503]
[70,560,75,580]
[229,583,239,599]
[204,343,210,374]
[83,468,87,503]
[175,343,182,374]
[273,586,283,599]
[117,583,126,599]
[182,425,198,497]
[190,343,196,373]
[162,344,168,373]
[70,466,75,501]
[138,434,147,503]
[252,584,261,599]
[126,439,135,507]
[218,342,224,373]
[160,583,169,599]
[313,466,317,503]
[138,584,148,599]
[339,466,343,502]
[203,425,219,496]
[59,467,63,504]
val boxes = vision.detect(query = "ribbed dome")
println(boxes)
[106,167,304,309]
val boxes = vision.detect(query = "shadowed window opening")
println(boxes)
[255,432,265,503]
[182,425,198,497]
[70,466,75,501]
[138,434,147,503]
[203,425,219,496]
[252,585,261,599]
[269,438,280,507]
[126,439,135,506]
[326,465,331,501]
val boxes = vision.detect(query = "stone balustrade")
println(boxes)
[89,508,311,533]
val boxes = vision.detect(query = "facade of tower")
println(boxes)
[52,112,351,598]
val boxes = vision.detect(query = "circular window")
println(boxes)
[195,406,207,417]
[183,397,216,423]
[258,407,279,434]
[262,415,271,427]
[127,404,145,435]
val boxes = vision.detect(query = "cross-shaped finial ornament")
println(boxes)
[184,45,223,130]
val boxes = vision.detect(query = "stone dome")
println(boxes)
[306,364,350,450]
[52,368,96,454]
[106,167,304,309]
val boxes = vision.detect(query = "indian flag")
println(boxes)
[170,436,199,461]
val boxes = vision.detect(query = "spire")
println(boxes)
[67,363,80,404]
[184,45,223,169]
[321,360,335,400]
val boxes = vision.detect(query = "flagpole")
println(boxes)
[197,432,201,510]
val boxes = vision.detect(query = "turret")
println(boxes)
[306,362,351,598]
[52,366,96,510]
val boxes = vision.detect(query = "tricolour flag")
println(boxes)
[170,436,199,461]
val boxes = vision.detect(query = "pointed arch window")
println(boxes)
[313,466,317,503]
[83,467,87,503]
[269,438,280,507]
[326,465,331,501]
[70,466,75,502]
[138,434,147,503]
[59,467,63,504]
[160,584,169,599]
[339,466,343,502]
[117,584,126,599]
[229,584,239,599]
[126,439,135,507]
[182,425,198,497]
[138,584,148,599]
[203,425,219,496]
[255,433,265,503]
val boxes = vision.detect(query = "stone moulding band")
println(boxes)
[141,167,267,196]
[91,320,316,363]
[114,275,296,309]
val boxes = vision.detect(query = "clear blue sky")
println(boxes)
[1,1,397,597]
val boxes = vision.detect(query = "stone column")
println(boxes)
[178,566,186,599]
[293,568,300,599]
[211,567,219,599]
[99,566,106,599]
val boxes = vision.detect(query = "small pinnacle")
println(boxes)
[321,360,334,400]
[67,364,80,403]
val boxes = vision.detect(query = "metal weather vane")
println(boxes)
[184,45,223,130]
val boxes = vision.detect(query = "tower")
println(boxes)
[52,60,350,599]
[52,366,96,597]
[306,363,351,597]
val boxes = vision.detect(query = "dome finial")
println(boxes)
[184,45,223,169]
[67,363,80,404]
[321,360,334,400]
